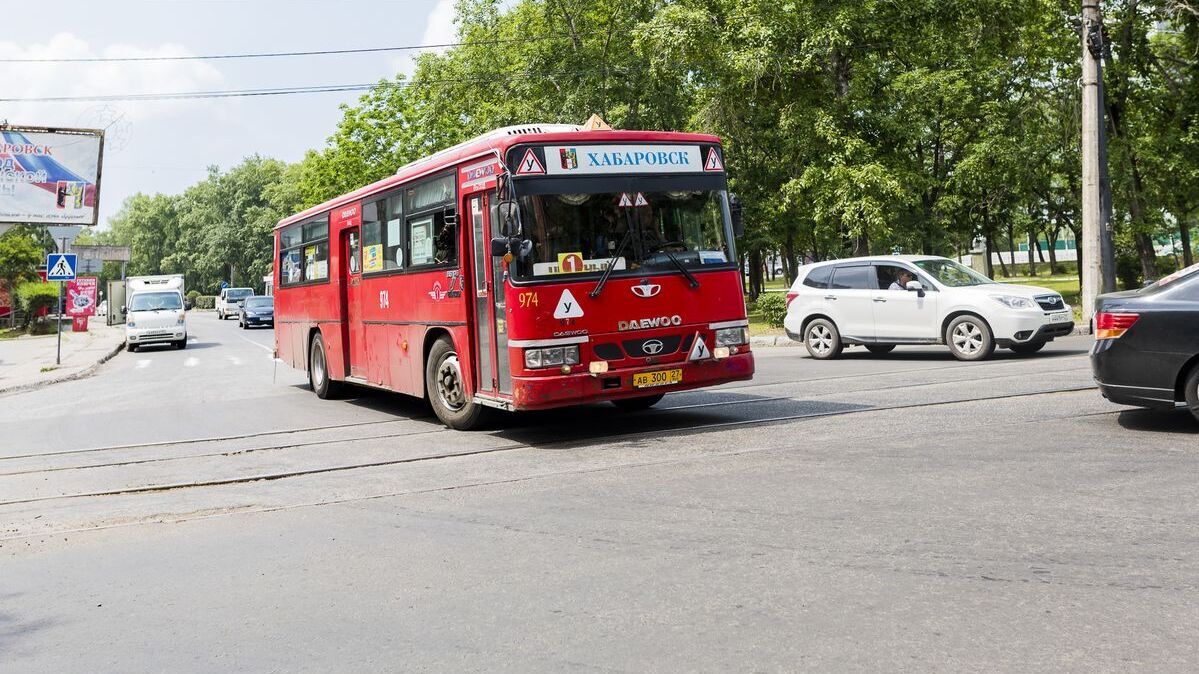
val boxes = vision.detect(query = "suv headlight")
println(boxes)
[989,294,1037,310]
[715,327,749,347]
[524,345,581,369]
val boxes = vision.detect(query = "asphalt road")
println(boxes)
[1,311,1196,671]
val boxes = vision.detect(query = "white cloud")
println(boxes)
[393,0,459,76]
[0,33,225,128]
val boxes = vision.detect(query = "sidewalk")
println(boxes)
[0,320,125,394]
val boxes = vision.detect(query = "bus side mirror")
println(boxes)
[729,194,744,238]
[498,200,521,237]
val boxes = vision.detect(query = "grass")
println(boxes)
[40,365,58,373]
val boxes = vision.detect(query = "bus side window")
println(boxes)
[362,195,404,273]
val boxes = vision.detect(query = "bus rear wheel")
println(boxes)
[426,336,487,430]
[309,332,342,399]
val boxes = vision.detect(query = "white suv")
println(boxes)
[216,287,254,320]
[783,255,1074,361]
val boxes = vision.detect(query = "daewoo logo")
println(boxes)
[631,281,661,298]
[642,339,665,355]
[618,315,682,331]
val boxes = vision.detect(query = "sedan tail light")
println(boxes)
[785,291,799,307]
[1095,312,1139,339]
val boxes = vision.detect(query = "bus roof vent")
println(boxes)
[495,124,582,136]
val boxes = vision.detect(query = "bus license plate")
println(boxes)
[633,369,683,389]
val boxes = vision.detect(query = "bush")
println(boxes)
[754,292,788,328]
[17,281,60,329]
[186,289,200,302]
[193,295,216,309]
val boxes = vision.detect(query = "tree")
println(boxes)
[0,227,44,327]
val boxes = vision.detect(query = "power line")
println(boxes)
[0,36,564,64]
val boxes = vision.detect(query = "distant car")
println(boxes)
[238,295,274,329]
[1091,262,1199,420]
[783,255,1075,361]
[216,287,254,320]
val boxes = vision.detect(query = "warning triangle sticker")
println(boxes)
[516,148,546,175]
[617,193,633,208]
[704,147,724,172]
[688,334,711,361]
[634,192,648,207]
[553,289,584,319]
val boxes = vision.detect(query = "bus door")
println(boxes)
[469,193,507,395]
[341,227,365,378]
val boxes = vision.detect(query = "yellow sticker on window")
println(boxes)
[557,252,585,273]
[364,244,383,273]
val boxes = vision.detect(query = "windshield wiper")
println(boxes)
[590,220,636,298]
[654,247,701,289]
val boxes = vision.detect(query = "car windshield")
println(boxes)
[130,292,182,311]
[245,297,273,308]
[913,259,995,287]
[226,289,253,300]
[510,190,732,280]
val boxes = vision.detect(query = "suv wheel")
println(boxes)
[804,318,843,360]
[308,332,342,399]
[1185,364,1199,422]
[426,336,487,430]
[946,315,995,361]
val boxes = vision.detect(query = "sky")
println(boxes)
[0,0,457,230]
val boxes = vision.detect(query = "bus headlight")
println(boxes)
[714,327,749,347]
[524,345,580,369]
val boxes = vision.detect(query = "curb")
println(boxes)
[0,337,126,396]
[750,326,1091,348]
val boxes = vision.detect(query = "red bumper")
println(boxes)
[510,351,755,411]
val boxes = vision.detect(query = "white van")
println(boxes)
[125,275,187,352]
[216,287,254,320]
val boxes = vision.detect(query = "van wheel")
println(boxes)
[426,336,487,430]
[804,318,843,359]
[175,338,187,350]
[946,315,995,361]
[612,393,665,411]
[126,343,138,353]
[309,333,342,399]
[865,344,895,355]
[1185,365,1199,423]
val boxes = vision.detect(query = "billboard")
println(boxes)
[0,125,104,226]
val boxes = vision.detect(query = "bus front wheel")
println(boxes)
[309,332,342,399]
[426,336,487,430]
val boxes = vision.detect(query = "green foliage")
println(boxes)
[0,227,45,315]
[16,281,59,329]
[91,0,1199,299]
[193,295,216,310]
[753,293,788,328]
[186,290,200,302]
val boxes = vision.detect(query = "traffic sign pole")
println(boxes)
[56,281,63,365]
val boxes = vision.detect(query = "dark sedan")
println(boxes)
[237,295,274,329]
[1091,263,1199,420]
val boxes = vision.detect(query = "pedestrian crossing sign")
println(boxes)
[46,253,77,281]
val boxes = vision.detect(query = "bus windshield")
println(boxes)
[510,190,733,280]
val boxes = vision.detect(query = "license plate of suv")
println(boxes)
[633,369,683,389]
[1049,310,1072,324]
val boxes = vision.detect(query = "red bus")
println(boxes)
[273,123,754,429]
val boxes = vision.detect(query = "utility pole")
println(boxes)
[1081,1,1117,330]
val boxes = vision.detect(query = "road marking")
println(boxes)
[135,359,151,369]
[240,335,274,354]
[184,357,199,368]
